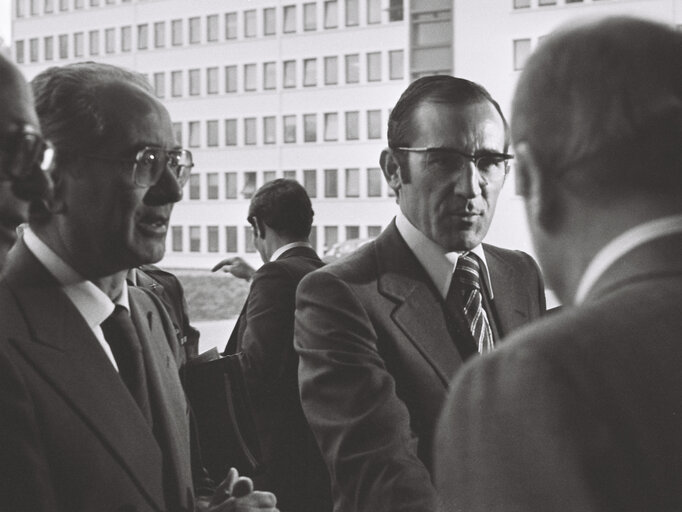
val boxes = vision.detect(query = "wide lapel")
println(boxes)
[129,288,193,511]
[3,242,166,511]
[375,223,463,386]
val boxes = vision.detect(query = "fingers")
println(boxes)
[210,467,239,506]
[231,476,254,498]
[211,258,236,272]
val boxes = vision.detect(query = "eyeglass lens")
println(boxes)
[134,148,192,187]
[0,131,54,180]
[425,150,507,179]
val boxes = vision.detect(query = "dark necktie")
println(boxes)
[451,253,495,354]
[101,305,152,424]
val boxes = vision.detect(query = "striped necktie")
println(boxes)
[452,253,494,354]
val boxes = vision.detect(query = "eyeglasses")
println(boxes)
[0,124,56,181]
[395,146,513,184]
[83,146,194,188]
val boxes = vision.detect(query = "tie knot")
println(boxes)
[454,253,481,291]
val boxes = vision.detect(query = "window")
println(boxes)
[367,110,382,139]
[189,69,200,96]
[225,226,237,252]
[345,54,359,83]
[207,226,219,253]
[105,28,115,53]
[137,24,148,50]
[207,14,219,41]
[15,0,24,16]
[304,2,316,31]
[207,67,218,95]
[263,170,276,183]
[367,52,381,81]
[283,115,297,143]
[304,114,317,142]
[189,121,200,148]
[345,168,359,197]
[324,56,338,85]
[244,118,257,145]
[324,113,338,141]
[30,0,38,15]
[367,0,381,24]
[283,60,296,88]
[244,226,256,253]
[513,39,531,70]
[345,0,358,26]
[74,0,83,8]
[389,50,404,79]
[346,225,359,240]
[154,22,165,48]
[225,119,237,146]
[58,34,68,58]
[243,172,257,199]
[15,40,25,64]
[538,0,556,5]
[29,38,39,62]
[325,169,338,197]
[189,175,201,200]
[74,32,84,57]
[44,36,53,61]
[225,12,237,39]
[225,65,237,92]
[59,0,67,11]
[513,0,530,5]
[303,169,317,197]
[283,170,297,180]
[368,225,382,237]
[244,63,257,91]
[121,26,131,52]
[171,70,183,97]
[189,16,200,44]
[172,122,182,146]
[207,173,219,199]
[172,226,183,252]
[89,0,98,6]
[263,116,276,144]
[244,9,257,37]
[388,0,403,21]
[44,0,54,13]
[206,120,219,147]
[324,226,338,251]
[303,58,317,86]
[189,226,201,252]
[87,30,99,56]
[566,0,583,2]
[283,5,296,33]
[264,7,276,35]
[367,167,382,196]
[345,111,359,140]
[324,0,338,28]
[153,72,165,98]
[225,173,237,199]
[263,62,276,90]
[172,19,183,45]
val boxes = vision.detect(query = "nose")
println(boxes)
[143,166,183,206]
[453,162,483,198]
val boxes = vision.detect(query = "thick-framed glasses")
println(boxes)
[395,146,513,184]
[84,146,194,188]
[0,124,56,180]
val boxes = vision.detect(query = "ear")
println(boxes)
[252,216,267,239]
[380,148,407,199]
[515,142,561,232]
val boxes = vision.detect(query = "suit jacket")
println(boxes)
[435,232,682,512]
[0,240,193,512]
[225,245,330,512]
[294,221,545,512]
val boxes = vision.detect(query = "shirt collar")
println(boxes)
[23,227,130,329]
[574,213,682,304]
[271,241,313,262]
[395,211,493,299]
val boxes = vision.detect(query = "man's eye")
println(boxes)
[141,151,158,165]
[476,156,504,171]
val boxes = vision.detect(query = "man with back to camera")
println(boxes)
[0,61,277,512]
[294,75,546,512]
[213,178,330,512]
[435,16,682,512]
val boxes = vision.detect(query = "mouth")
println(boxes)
[137,211,170,236]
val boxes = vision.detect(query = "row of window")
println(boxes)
[173,109,388,148]
[15,0,129,16]
[170,223,383,254]
[186,168,393,202]
[513,0,608,7]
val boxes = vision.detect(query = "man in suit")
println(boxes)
[213,178,330,512]
[294,76,546,512]
[0,62,277,512]
[435,17,682,511]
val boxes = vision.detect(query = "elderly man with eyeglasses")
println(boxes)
[0,61,277,512]
[294,75,546,512]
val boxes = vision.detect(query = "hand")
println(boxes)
[211,257,256,282]
[197,468,278,512]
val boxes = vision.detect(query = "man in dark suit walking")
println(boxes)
[435,16,682,512]
[0,62,276,512]
[294,76,546,512]
[213,178,329,512]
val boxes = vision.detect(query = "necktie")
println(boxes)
[101,305,152,424]
[451,253,495,354]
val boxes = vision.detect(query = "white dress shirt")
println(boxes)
[23,227,129,370]
[574,213,682,304]
[271,241,314,262]
[395,212,493,300]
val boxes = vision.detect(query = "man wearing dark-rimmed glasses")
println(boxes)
[294,75,546,512]
[0,62,276,512]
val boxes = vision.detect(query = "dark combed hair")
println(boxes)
[248,178,314,240]
[387,75,510,150]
